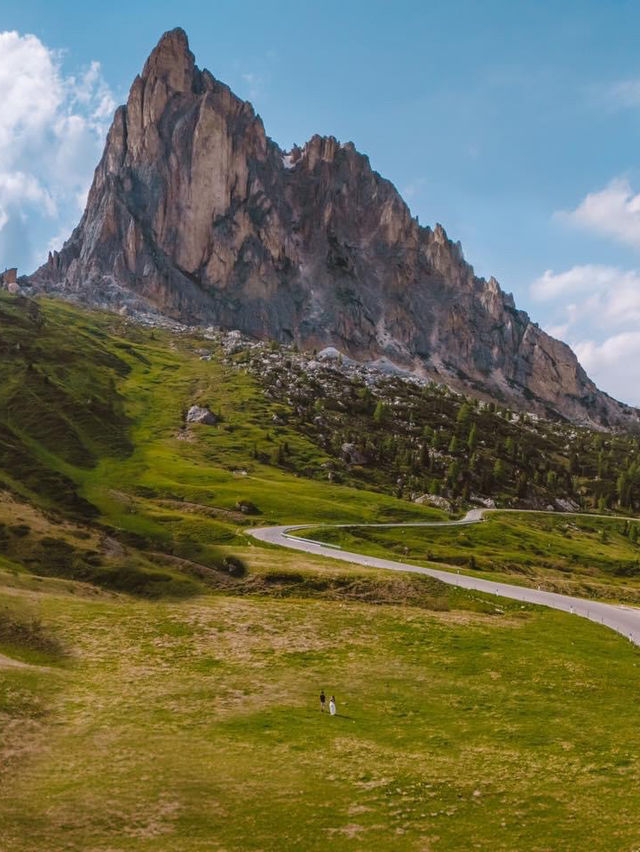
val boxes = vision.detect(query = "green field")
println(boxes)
[3,293,640,849]
[4,562,640,851]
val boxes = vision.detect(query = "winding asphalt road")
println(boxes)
[249,509,640,647]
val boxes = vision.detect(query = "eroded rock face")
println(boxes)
[30,28,639,429]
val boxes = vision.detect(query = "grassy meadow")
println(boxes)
[4,563,640,851]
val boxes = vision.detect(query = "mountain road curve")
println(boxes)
[248,509,640,647]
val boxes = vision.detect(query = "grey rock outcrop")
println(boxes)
[186,405,217,426]
[29,28,639,429]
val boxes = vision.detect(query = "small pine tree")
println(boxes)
[456,403,471,426]
[467,424,477,452]
[447,460,460,484]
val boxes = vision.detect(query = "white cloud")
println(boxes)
[0,171,56,217]
[546,177,640,401]
[575,333,640,370]
[0,32,60,151]
[557,178,640,250]
[68,61,116,124]
[531,264,640,405]
[532,264,640,324]
[573,333,640,405]
[533,264,606,300]
[0,31,115,273]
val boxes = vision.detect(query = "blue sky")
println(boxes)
[3,0,640,403]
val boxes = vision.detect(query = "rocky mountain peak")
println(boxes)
[141,27,195,92]
[28,28,640,431]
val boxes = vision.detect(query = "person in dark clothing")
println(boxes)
[320,690,326,712]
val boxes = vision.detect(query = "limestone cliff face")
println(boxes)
[31,28,638,428]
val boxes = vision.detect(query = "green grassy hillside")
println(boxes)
[0,295,130,516]
[0,294,444,593]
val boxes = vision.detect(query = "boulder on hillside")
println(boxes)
[235,499,260,515]
[186,405,218,426]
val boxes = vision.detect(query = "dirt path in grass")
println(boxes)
[0,652,35,669]
[249,508,640,647]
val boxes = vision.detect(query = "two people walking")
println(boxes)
[320,690,336,716]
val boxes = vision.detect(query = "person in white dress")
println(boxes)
[329,695,336,716]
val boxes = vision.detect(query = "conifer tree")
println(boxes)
[467,423,477,452]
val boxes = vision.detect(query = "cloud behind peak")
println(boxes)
[0,30,115,273]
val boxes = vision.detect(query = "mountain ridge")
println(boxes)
[27,27,639,430]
